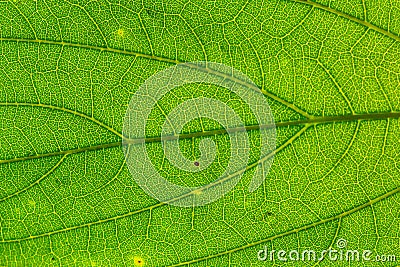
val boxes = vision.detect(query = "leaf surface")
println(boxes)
[0,0,399,266]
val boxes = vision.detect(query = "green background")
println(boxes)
[0,0,399,266]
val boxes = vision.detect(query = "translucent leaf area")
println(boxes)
[0,0,399,266]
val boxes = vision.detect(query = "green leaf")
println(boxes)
[0,0,399,266]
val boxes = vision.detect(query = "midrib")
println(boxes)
[1,111,399,164]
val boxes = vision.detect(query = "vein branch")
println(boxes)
[0,154,68,203]
[168,186,400,266]
[0,125,308,243]
[291,0,400,43]
[0,37,311,118]
[0,102,123,138]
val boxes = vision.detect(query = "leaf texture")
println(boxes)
[0,0,399,266]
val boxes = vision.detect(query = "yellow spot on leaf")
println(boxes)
[134,256,144,266]
[117,29,124,37]
[193,189,202,195]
